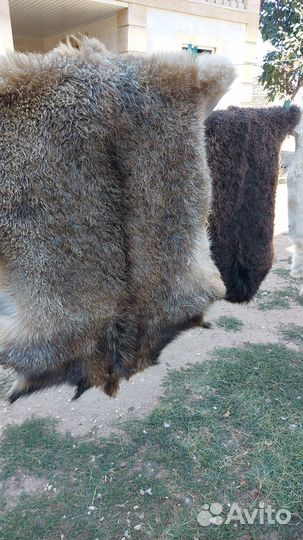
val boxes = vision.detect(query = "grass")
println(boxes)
[279,324,303,347]
[256,285,303,311]
[0,342,302,540]
[0,369,13,399]
[273,268,291,279]
[278,170,287,185]
[216,316,244,332]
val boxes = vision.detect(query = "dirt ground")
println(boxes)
[0,186,302,440]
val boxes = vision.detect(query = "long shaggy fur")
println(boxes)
[206,105,301,303]
[0,36,234,401]
[288,109,303,278]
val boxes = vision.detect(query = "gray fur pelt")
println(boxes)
[0,37,234,401]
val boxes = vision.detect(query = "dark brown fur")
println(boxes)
[206,105,301,303]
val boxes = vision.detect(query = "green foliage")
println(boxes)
[259,0,303,100]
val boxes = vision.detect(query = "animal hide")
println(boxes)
[0,37,234,401]
[288,109,303,278]
[206,105,301,303]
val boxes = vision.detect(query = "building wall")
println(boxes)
[43,15,118,53]
[14,14,119,53]
[10,0,261,107]
[146,7,248,106]
[14,34,45,52]
[0,0,13,54]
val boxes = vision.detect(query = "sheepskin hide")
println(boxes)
[288,109,303,278]
[0,37,234,401]
[206,105,301,303]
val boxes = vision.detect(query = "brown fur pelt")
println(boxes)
[0,36,235,401]
[206,105,301,303]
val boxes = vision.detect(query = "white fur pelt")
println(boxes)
[288,108,303,278]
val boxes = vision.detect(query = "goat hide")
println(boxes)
[206,105,301,303]
[288,109,303,278]
[0,37,234,401]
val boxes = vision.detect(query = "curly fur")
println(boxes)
[0,36,234,401]
[206,105,301,303]
[288,109,303,278]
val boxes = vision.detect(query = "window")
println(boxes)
[182,44,215,55]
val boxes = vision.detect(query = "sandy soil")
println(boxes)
[0,187,302,439]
